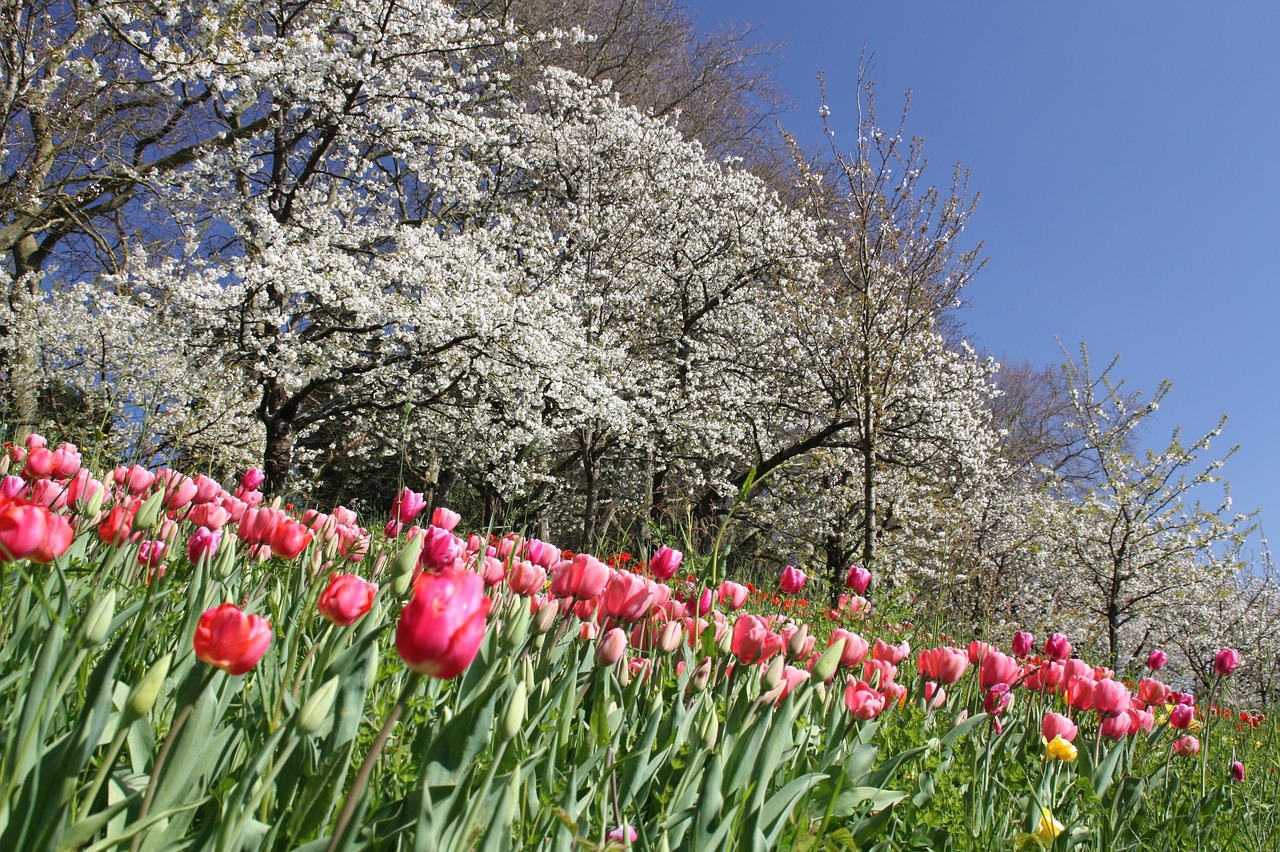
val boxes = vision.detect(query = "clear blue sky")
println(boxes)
[686,1,1280,556]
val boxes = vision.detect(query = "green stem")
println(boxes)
[77,723,130,823]
[326,672,421,851]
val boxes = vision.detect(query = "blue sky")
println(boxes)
[686,1,1280,556]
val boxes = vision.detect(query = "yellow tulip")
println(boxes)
[1035,807,1064,840]
[1044,735,1078,763]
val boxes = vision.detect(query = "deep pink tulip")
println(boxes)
[187,526,221,564]
[389,488,427,525]
[240,468,266,492]
[1146,649,1168,671]
[418,525,464,572]
[844,564,871,594]
[1213,647,1240,676]
[779,565,807,594]
[979,651,1020,689]
[0,498,50,562]
[1011,631,1034,657]
[1092,679,1130,718]
[845,678,886,721]
[1170,704,1195,730]
[1231,761,1245,782]
[0,476,25,499]
[66,470,104,511]
[918,647,970,685]
[193,603,272,675]
[21,446,56,479]
[319,574,378,626]
[49,444,82,480]
[830,629,870,669]
[396,570,491,678]
[1043,633,1072,662]
[730,614,781,665]
[984,683,1013,716]
[525,539,561,569]
[649,546,683,581]
[1042,711,1078,743]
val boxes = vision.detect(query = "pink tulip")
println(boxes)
[1043,633,1072,662]
[1092,679,1130,718]
[28,478,69,511]
[872,638,910,666]
[0,476,25,499]
[1099,713,1131,739]
[730,614,781,665]
[967,641,993,665]
[1066,677,1095,712]
[187,527,222,564]
[716,580,749,610]
[1170,704,1195,730]
[418,525,463,572]
[49,443,82,480]
[984,683,1013,716]
[979,651,1020,689]
[1146,649,1168,671]
[649,546,683,581]
[862,658,897,688]
[396,570,491,679]
[1231,761,1245,782]
[191,474,223,504]
[602,571,653,623]
[830,629,870,669]
[524,539,561,569]
[239,468,266,492]
[550,553,611,600]
[1136,678,1171,707]
[779,565,807,594]
[844,564,871,594]
[480,556,505,586]
[1213,647,1240,676]
[430,506,461,532]
[21,446,55,479]
[116,464,156,495]
[189,502,232,530]
[507,559,547,596]
[389,488,427,526]
[1011,631,1034,657]
[918,647,970,685]
[1042,711,1078,743]
[845,678,886,721]
[1173,735,1200,756]
[0,498,50,562]
[270,519,313,560]
[595,627,628,666]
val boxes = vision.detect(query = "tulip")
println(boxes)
[595,627,628,667]
[1066,677,1095,712]
[396,570,491,679]
[1099,713,1131,739]
[1173,735,1200,756]
[430,506,461,532]
[191,474,222,504]
[862,658,897,688]
[1136,678,1171,707]
[983,683,1013,716]
[1146,649,1168,671]
[979,651,1020,689]
[1011,631,1034,657]
[716,580,749,610]
[844,678,886,721]
[22,446,56,479]
[782,623,813,660]
[872,638,910,665]
[0,498,47,560]
[524,539,561,569]
[1035,808,1064,840]
[507,559,547,596]
[270,519,314,560]
[607,826,637,844]
[1043,632,1071,662]
[1044,734,1078,762]
[1127,707,1154,735]
[550,553,610,600]
[830,629,870,668]
[318,573,379,626]
[193,603,272,675]
[917,647,970,685]
[649,546,683,581]
[602,570,653,623]
[844,564,871,594]
[1169,704,1195,730]
[239,468,266,492]
[779,565,806,594]
[1042,712,1078,743]
[187,527,221,564]
[1231,760,1246,782]
[1213,647,1240,676]
[1092,679,1130,718]
[967,641,993,665]
[390,488,427,525]
[0,476,25,499]
[730,614,781,665]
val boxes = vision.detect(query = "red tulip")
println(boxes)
[193,603,272,675]
[270,518,314,560]
[318,573,379,626]
[396,570,491,679]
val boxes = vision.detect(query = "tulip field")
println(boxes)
[1,435,1277,850]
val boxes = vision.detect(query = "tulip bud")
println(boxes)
[125,653,172,721]
[500,681,527,742]
[532,599,560,634]
[211,535,237,580]
[596,628,627,668]
[393,534,424,579]
[130,489,165,533]
[82,590,116,646]
[785,623,810,659]
[689,656,712,693]
[697,709,719,750]
[81,483,106,518]
[521,655,535,690]
[762,655,785,691]
[501,599,532,649]
[298,676,341,735]
[657,620,683,654]
[811,638,846,683]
